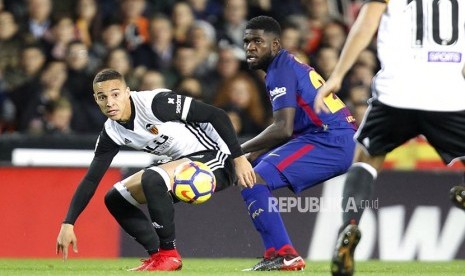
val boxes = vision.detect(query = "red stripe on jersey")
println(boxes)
[277,144,314,171]
[297,95,323,127]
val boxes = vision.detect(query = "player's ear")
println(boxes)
[272,37,281,54]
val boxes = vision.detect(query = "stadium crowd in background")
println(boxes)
[0,0,376,136]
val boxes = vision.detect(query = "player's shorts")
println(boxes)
[253,129,355,193]
[151,150,235,193]
[356,99,465,164]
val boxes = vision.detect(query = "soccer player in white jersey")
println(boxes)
[56,69,255,271]
[314,0,465,275]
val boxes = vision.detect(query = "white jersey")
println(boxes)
[372,0,465,111]
[102,89,231,159]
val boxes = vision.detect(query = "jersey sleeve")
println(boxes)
[63,129,120,225]
[152,92,243,158]
[268,65,298,111]
[151,92,193,121]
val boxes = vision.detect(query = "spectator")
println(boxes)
[0,10,25,85]
[356,48,378,73]
[105,47,140,89]
[3,43,46,92]
[280,22,309,65]
[223,104,242,135]
[187,20,217,76]
[74,0,101,47]
[302,0,340,54]
[22,0,53,41]
[201,43,244,104]
[216,0,248,48]
[175,76,203,100]
[139,70,165,90]
[131,14,175,72]
[320,19,348,52]
[213,73,267,136]
[250,0,304,23]
[41,14,79,61]
[120,0,149,50]
[17,60,68,132]
[312,45,339,80]
[346,84,370,106]
[64,40,105,133]
[187,0,222,24]
[347,63,375,88]
[41,97,73,134]
[171,1,195,44]
[0,72,15,133]
[163,43,200,89]
[90,18,125,69]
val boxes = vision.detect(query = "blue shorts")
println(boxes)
[253,130,355,193]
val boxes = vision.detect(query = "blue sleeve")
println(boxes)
[268,66,298,111]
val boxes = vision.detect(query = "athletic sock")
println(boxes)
[104,187,159,255]
[141,168,177,250]
[342,162,377,227]
[241,184,293,253]
[276,244,299,257]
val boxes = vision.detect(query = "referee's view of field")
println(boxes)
[1,259,464,275]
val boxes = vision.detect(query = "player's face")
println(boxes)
[93,79,131,122]
[243,29,278,71]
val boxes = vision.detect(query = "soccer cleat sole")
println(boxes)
[331,224,361,276]
[450,186,465,210]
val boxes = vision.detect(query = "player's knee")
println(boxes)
[104,187,119,210]
[142,168,170,194]
[106,182,141,209]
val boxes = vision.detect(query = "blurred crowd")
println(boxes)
[0,0,378,136]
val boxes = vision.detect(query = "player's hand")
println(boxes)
[314,76,343,114]
[234,155,256,188]
[56,223,78,261]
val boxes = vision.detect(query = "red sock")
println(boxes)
[264,247,276,259]
[277,244,299,256]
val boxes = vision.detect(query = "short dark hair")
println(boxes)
[93,69,124,85]
[246,16,281,37]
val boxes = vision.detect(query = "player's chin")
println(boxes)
[247,61,260,70]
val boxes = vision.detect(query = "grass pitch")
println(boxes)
[0,258,464,275]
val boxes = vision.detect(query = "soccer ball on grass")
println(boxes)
[172,161,216,204]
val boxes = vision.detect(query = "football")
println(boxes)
[172,161,216,204]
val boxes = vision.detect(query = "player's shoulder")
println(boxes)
[129,88,173,107]
[130,88,172,99]
[268,50,310,81]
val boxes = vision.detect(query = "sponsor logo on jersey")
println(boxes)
[145,123,159,135]
[124,138,132,144]
[176,95,182,113]
[269,87,287,101]
[168,98,175,104]
[428,51,462,63]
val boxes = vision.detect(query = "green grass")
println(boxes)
[0,258,464,275]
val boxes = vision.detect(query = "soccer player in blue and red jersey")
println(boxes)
[240,16,357,271]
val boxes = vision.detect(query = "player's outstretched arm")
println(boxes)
[241,107,295,154]
[56,223,78,260]
[314,1,386,114]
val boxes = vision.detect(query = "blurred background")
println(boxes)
[0,0,464,260]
